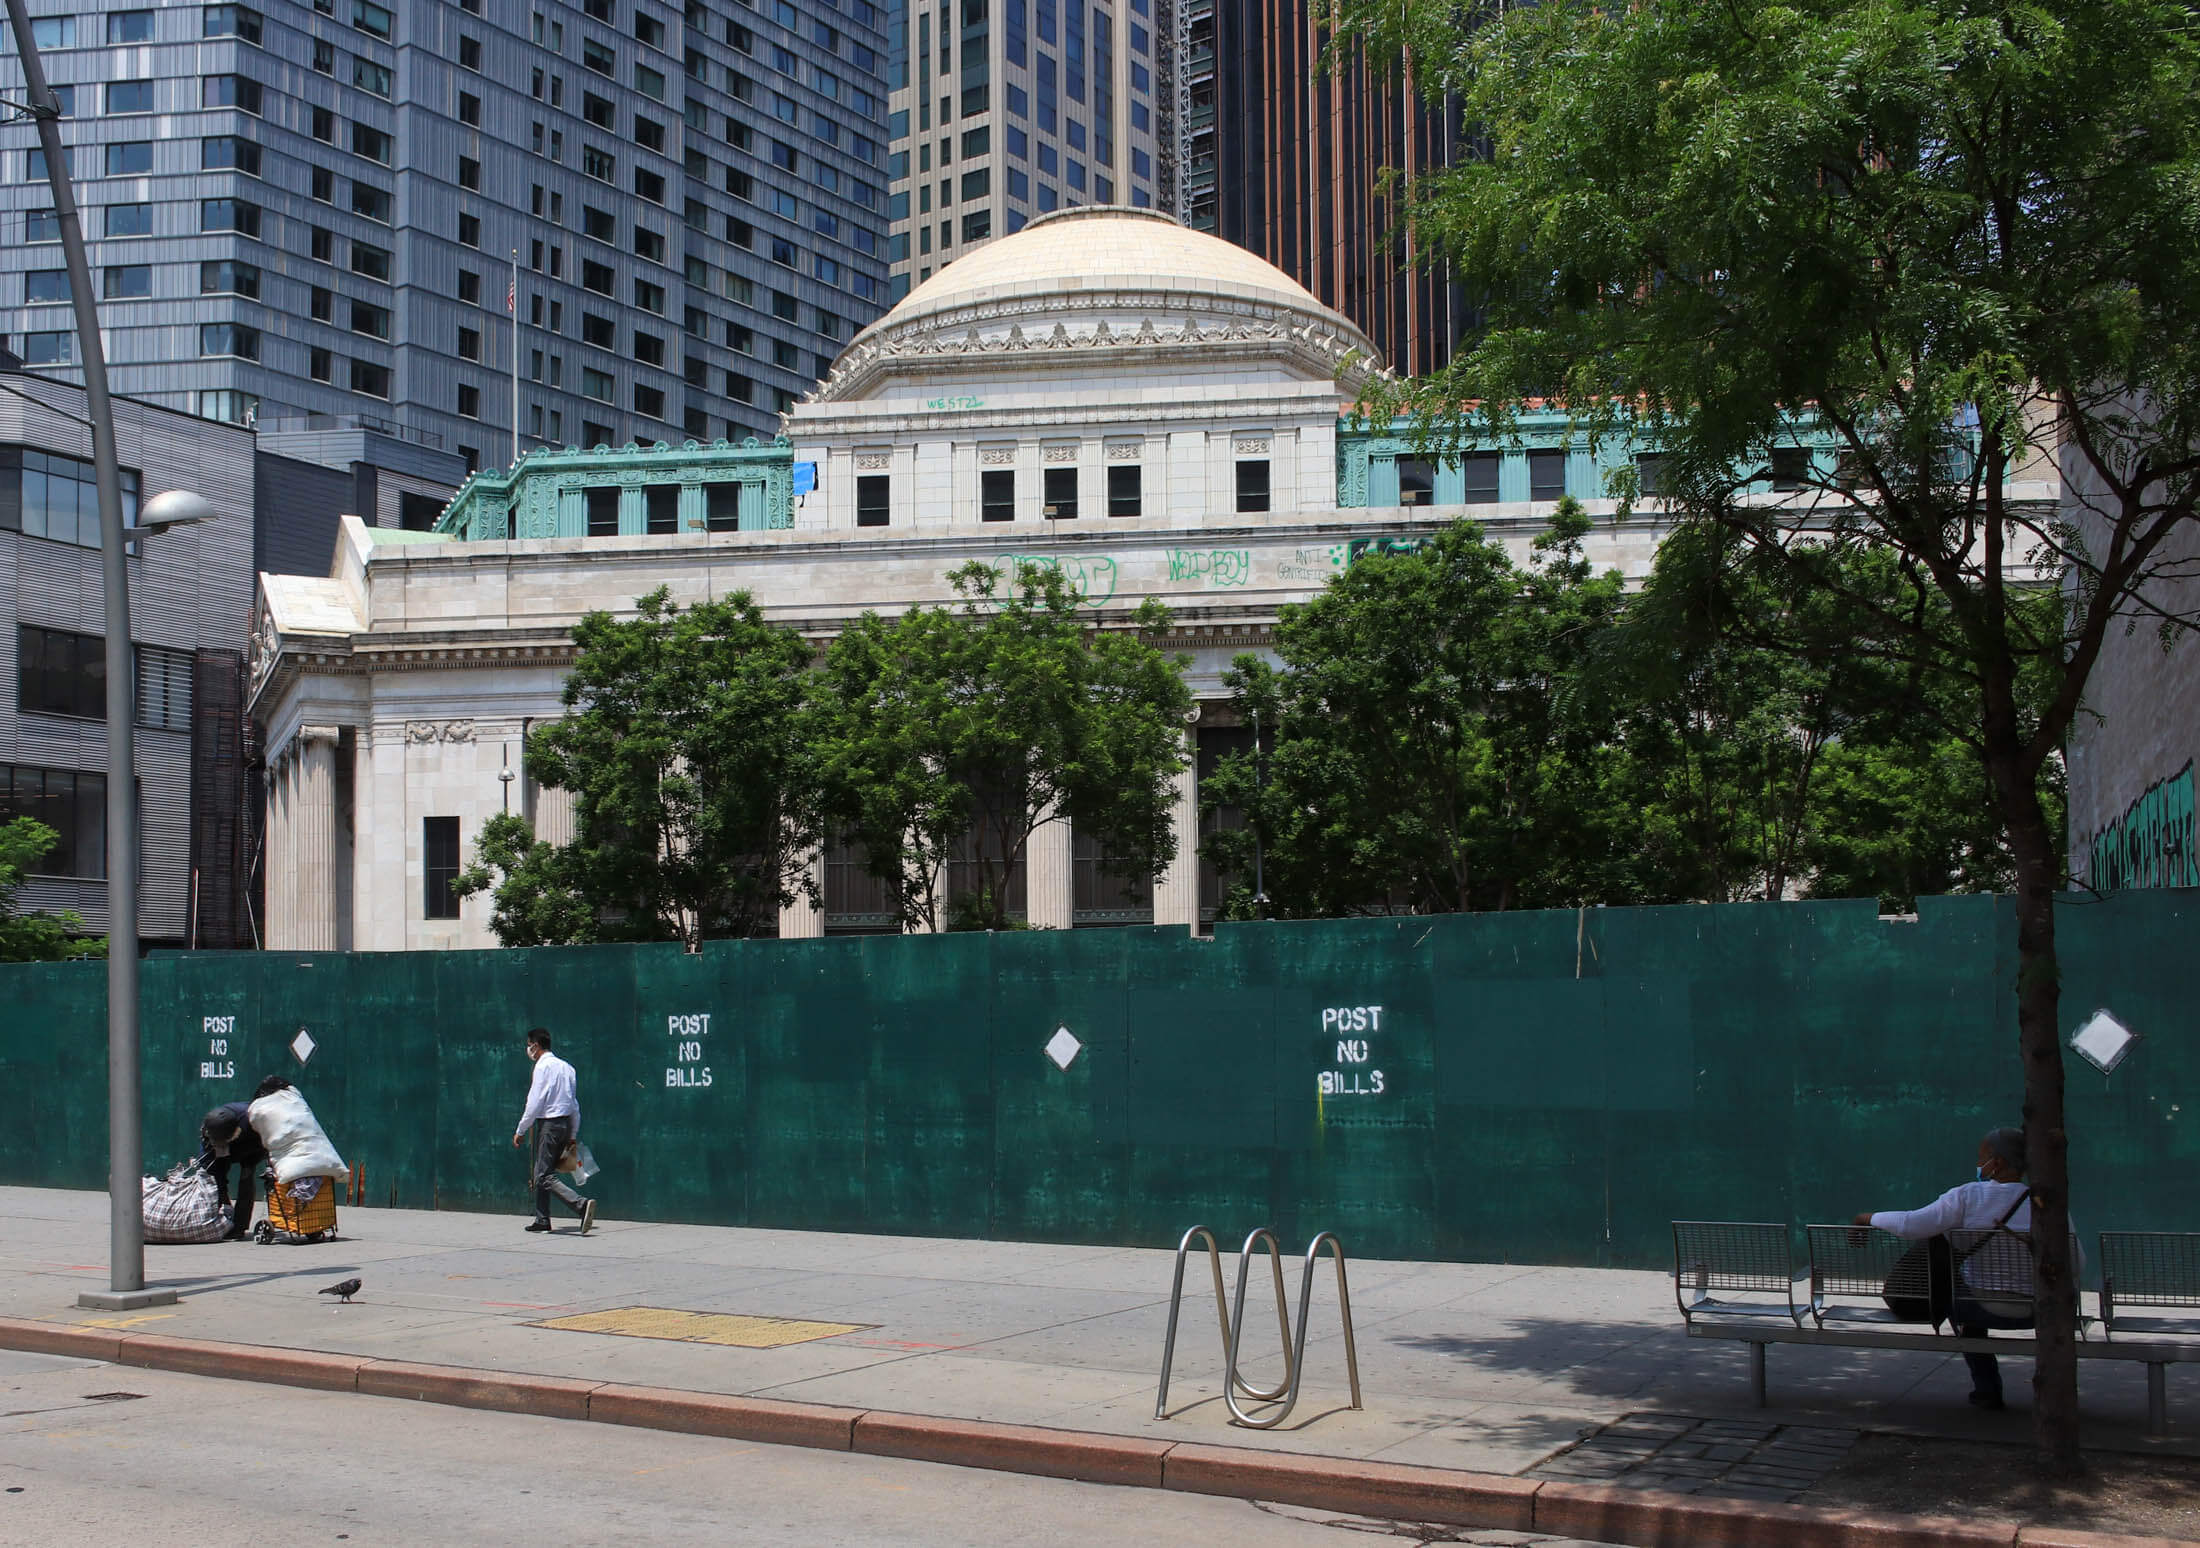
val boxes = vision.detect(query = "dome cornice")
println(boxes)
[808,291,1386,405]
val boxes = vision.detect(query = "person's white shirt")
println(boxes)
[1871,1179,2033,1240]
[1872,1180,2078,1294]
[515,1050,579,1140]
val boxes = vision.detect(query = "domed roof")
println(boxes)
[868,206,1333,336]
[815,207,1383,402]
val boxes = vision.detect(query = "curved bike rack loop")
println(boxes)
[1154,1224,1363,1429]
[1154,1224,1293,1419]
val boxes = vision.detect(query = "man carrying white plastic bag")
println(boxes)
[512,1027,598,1236]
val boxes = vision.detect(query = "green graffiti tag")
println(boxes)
[1345,536,1431,567]
[976,553,1120,606]
[1164,548,1253,587]
[2087,761,2199,890]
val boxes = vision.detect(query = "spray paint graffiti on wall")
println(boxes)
[2086,760,2199,891]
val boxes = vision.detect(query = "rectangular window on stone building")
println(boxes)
[981,468,1014,522]
[856,474,889,527]
[1042,465,1077,519]
[1397,458,1434,506]
[18,625,106,720]
[585,485,620,535]
[704,483,743,531]
[1528,449,1566,502]
[423,816,462,919]
[1462,452,1500,504]
[1107,463,1141,517]
[1770,447,1812,492]
[644,483,679,533]
[1234,459,1270,514]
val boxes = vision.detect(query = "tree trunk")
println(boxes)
[1999,766,2084,1476]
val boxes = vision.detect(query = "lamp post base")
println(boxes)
[76,1288,178,1311]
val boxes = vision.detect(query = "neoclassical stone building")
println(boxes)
[252,208,1677,950]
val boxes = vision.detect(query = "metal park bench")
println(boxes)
[1674,1219,2200,1434]
[2101,1232,2200,1341]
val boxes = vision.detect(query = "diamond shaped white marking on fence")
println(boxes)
[1044,1026,1082,1071]
[2069,1009,2136,1075]
[290,1029,317,1066]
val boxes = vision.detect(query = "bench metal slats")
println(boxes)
[1672,1220,1802,1325]
[2101,1230,2200,1339]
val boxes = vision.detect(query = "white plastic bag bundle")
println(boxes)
[555,1139,599,1185]
[247,1087,350,1184]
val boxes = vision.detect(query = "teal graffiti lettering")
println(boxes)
[2087,761,2197,892]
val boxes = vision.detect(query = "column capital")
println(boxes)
[299,723,346,748]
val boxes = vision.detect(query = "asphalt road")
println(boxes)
[0,1351,1616,1547]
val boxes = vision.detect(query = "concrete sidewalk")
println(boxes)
[0,1185,2178,1476]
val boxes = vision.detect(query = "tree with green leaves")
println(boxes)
[1336,0,2200,1465]
[808,560,1192,931]
[1203,506,1631,915]
[0,817,104,962]
[454,587,821,947]
[1612,530,2054,910]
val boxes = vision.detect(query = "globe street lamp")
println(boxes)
[1,0,184,1309]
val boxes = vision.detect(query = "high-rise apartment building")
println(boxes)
[1185,0,1465,376]
[0,0,893,465]
[882,0,1177,299]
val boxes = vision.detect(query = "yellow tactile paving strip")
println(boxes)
[531,1306,872,1348]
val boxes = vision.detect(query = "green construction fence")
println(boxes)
[0,890,2188,1268]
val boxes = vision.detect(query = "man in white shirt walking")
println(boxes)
[513,1027,596,1235]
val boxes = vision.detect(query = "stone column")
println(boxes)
[777,845,825,939]
[1026,816,1074,930]
[1152,720,1203,934]
[266,747,293,949]
[532,784,577,847]
[292,726,342,951]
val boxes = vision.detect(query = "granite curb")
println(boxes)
[1,1317,2188,1548]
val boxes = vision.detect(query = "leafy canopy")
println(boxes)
[456,587,821,947]
[808,561,1192,931]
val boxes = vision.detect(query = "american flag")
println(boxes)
[506,273,516,313]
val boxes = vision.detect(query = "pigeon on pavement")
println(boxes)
[318,1278,363,1304]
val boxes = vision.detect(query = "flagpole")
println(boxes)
[509,249,521,467]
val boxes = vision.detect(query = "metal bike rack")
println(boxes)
[1154,1224,1363,1429]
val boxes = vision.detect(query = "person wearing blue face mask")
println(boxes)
[1850,1126,2073,1411]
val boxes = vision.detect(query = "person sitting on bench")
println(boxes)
[1851,1126,2053,1412]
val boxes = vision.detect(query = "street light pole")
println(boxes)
[1,0,172,1309]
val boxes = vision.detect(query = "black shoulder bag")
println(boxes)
[1880,1189,2032,1326]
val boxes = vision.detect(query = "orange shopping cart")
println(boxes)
[255,1172,339,1243]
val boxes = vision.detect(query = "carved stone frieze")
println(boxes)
[406,719,476,744]
[979,445,1016,465]
[1042,444,1079,463]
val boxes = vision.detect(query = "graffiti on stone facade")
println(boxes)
[2085,761,2198,891]
[1277,545,1348,584]
[1165,548,1252,587]
[978,553,1120,607]
[1345,536,1431,568]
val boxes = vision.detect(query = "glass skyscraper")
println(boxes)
[0,0,893,468]
[883,0,1177,298]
